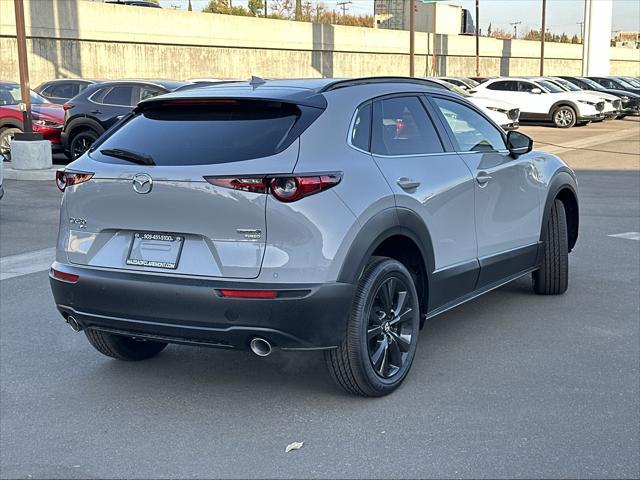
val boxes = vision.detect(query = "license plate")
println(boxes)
[126,232,184,270]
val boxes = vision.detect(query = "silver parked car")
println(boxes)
[50,77,579,396]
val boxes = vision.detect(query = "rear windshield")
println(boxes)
[91,100,301,165]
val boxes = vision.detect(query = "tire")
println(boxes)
[85,329,167,361]
[552,106,577,128]
[69,130,98,160]
[533,199,569,295]
[0,127,22,160]
[325,257,421,397]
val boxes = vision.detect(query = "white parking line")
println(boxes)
[0,247,56,281]
[608,232,640,241]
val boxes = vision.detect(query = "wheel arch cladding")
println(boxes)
[542,171,579,252]
[549,100,578,115]
[337,208,434,314]
[67,117,104,138]
[0,119,24,131]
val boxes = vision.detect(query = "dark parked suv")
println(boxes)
[34,79,99,105]
[61,80,186,159]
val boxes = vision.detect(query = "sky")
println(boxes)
[158,0,640,37]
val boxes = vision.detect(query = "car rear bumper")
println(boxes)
[49,262,354,351]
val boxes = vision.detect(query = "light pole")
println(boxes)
[540,0,547,75]
[475,0,480,76]
[409,0,415,77]
[13,0,32,133]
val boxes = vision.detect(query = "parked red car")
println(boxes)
[0,81,65,159]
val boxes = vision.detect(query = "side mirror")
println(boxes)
[507,130,533,157]
[531,88,543,94]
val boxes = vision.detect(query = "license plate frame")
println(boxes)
[126,232,185,270]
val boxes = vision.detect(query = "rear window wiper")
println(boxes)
[99,148,155,166]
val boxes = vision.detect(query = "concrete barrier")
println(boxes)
[0,0,638,85]
[10,140,52,170]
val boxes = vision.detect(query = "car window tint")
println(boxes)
[487,81,516,91]
[518,82,537,92]
[50,83,78,99]
[93,100,302,166]
[102,86,134,106]
[433,97,506,153]
[371,96,443,156]
[138,86,164,102]
[351,103,372,151]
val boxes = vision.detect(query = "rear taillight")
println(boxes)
[204,173,341,202]
[56,169,94,192]
[62,103,74,111]
[50,268,79,283]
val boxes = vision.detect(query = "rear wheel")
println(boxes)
[533,199,568,295]
[325,257,420,397]
[70,130,98,159]
[0,127,21,160]
[85,329,167,361]
[553,106,577,128]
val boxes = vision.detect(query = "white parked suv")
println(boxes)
[471,77,605,128]
[546,77,621,120]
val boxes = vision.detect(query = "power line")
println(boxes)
[336,0,351,16]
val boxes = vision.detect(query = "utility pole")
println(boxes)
[264,0,267,18]
[475,0,480,76]
[336,0,351,16]
[577,21,584,41]
[510,21,522,39]
[540,0,547,75]
[409,0,415,76]
[13,0,32,133]
[295,0,302,20]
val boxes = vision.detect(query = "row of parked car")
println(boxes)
[0,75,638,162]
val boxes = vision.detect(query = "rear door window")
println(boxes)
[487,81,517,91]
[93,100,303,165]
[50,83,79,99]
[137,86,165,102]
[101,86,136,106]
[371,96,444,156]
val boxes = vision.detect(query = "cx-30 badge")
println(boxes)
[132,173,153,194]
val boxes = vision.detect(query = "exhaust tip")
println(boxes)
[66,315,83,332]
[250,337,272,357]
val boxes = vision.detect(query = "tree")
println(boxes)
[490,27,512,40]
[188,0,192,11]
[247,0,263,16]
[203,0,229,14]
[487,22,492,37]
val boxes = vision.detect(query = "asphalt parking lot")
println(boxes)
[1,118,639,479]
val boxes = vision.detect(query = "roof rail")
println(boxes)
[319,76,442,92]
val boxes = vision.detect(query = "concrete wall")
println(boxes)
[1,0,638,86]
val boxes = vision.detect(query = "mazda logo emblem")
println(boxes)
[132,173,153,194]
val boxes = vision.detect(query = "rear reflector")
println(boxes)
[219,289,278,299]
[51,268,79,283]
[62,103,74,111]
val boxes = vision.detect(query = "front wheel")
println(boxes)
[325,257,420,397]
[85,329,167,361]
[533,199,569,295]
[553,106,577,128]
[0,127,21,160]
[70,130,98,160]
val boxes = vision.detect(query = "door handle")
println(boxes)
[476,171,492,186]
[90,110,102,114]
[397,177,421,190]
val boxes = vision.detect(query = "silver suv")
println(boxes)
[50,77,579,396]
